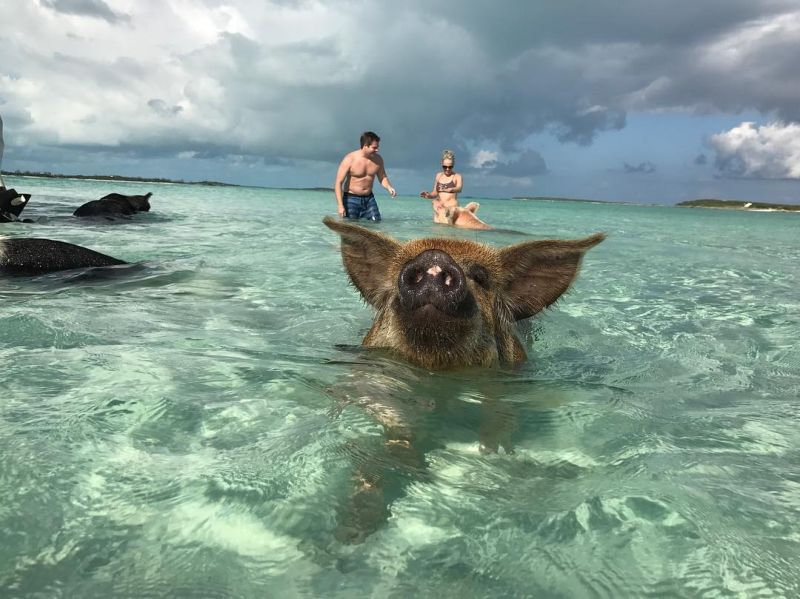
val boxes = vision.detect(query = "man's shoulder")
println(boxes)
[341,149,361,162]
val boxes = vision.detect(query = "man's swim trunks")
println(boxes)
[344,192,381,221]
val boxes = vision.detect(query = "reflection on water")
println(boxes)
[1,179,799,596]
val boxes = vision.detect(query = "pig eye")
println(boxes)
[466,264,490,289]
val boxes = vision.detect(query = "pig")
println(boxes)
[73,192,152,218]
[323,216,605,543]
[323,216,605,370]
[0,237,127,275]
[0,187,32,222]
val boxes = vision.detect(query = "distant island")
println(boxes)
[3,170,238,187]
[513,195,625,205]
[516,195,800,211]
[677,199,800,212]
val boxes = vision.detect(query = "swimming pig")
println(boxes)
[324,216,605,543]
[73,192,152,218]
[0,187,32,222]
[0,237,126,275]
[323,216,605,370]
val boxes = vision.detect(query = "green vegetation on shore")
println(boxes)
[3,170,237,187]
[677,199,800,211]
[4,171,338,192]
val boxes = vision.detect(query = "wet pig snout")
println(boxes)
[398,249,467,310]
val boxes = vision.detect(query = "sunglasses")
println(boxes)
[442,164,454,169]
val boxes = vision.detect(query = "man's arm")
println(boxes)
[377,159,396,197]
[334,155,351,216]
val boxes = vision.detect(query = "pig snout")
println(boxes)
[398,250,476,317]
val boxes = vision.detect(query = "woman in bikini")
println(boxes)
[420,150,491,230]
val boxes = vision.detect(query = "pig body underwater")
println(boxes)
[323,216,605,370]
[0,237,127,275]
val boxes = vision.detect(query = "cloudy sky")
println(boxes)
[2,0,800,204]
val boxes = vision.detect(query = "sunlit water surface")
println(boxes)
[1,177,799,597]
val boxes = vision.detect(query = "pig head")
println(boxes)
[324,216,605,370]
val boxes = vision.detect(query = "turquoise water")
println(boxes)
[1,176,799,597]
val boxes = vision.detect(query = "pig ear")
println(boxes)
[323,216,401,307]
[498,233,605,321]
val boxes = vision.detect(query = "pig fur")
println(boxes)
[323,216,605,370]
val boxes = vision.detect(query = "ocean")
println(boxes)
[1,176,799,597]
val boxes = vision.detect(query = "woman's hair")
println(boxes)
[442,149,455,162]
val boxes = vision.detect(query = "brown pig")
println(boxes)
[323,216,605,370]
[324,216,605,542]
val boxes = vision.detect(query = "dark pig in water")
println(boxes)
[323,216,605,370]
[0,237,127,275]
[73,192,152,218]
[0,187,32,222]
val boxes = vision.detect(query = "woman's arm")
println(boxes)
[420,174,440,199]
[448,173,463,194]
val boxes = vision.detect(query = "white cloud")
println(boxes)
[710,121,800,179]
[471,150,498,169]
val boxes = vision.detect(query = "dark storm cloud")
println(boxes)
[623,161,656,174]
[39,0,129,23]
[393,0,800,146]
[481,150,548,177]
[405,1,786,50]
[172,22,633,168]
[0,106,34,133]
[713,153,748,177]
[237,0,800,168]
[620,22,800,122]
[49,52,150,89]
[148,99,183,118]
[454,47,629,151]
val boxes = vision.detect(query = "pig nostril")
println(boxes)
[414,272,423,284]
[426,265,442,276]
[444,274,452,286]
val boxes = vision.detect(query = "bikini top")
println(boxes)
[437,178,457,192]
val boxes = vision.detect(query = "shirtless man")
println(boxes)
[334,131,396,221]
[420,150,491,230]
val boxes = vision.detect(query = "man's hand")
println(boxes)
[337,204,346,217]
[388,187,396,198]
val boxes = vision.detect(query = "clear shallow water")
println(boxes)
[1,176,799,597]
